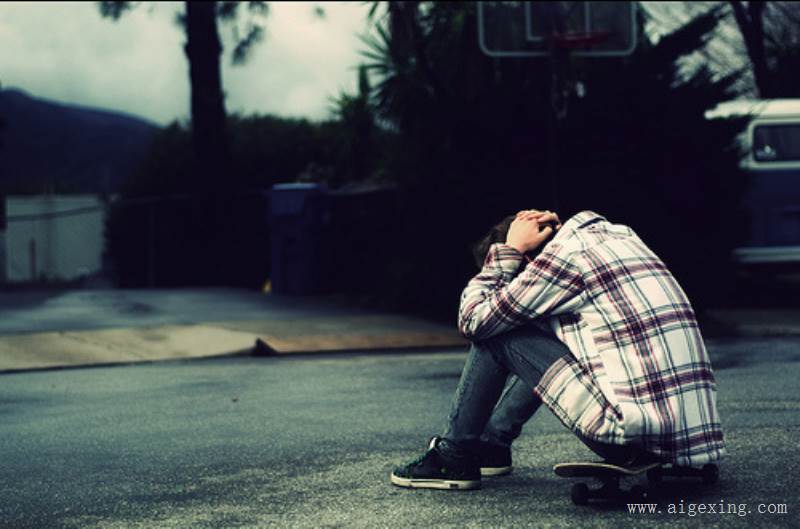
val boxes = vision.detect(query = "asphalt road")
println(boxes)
[1,338,799,528]
[0,289,365,335]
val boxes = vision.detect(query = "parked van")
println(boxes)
[707,100,800,265]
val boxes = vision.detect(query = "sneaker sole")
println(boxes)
[390,472,481,490]
[480,466,513,477]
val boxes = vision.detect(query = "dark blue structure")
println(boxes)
[269,183,331,295]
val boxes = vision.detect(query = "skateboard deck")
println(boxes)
[554,460,660,478]
[554,460,719,505]
[554,460,658,505]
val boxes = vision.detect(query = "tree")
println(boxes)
[0,82,4,234]
[753,1,800,97]
[354,3,747,318]
[730,1,771,97]
[639,2,800,98]
[330,65,378,185]
[98,1,268,190]
[729,1,800,97]
[105,114,342,287]
[183,1,229,189]
[99,1,270,287]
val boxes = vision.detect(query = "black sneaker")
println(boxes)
[391,442,481,490]
[427,436,513,477]
[476,440,513,477]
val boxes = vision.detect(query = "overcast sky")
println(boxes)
[0,1,372,126]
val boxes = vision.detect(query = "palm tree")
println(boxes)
[98,1,268,190]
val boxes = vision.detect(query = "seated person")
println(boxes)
[391,209,724,490]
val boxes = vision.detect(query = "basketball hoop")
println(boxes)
[476,2,637,58]
[476,1,638,211]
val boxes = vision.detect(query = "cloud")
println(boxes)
[221,1,370,121]
[0,1,370,125]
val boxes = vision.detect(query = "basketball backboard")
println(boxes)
[477,1,638,58]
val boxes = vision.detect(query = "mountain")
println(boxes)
[0,88,160,194]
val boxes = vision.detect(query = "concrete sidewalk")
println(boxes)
[705,308,800,337]
[1,288,799,374]
[0,289,467,373]
[0,324,257,372]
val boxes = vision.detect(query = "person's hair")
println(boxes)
[472,215,516,269]
[471,214,558,269]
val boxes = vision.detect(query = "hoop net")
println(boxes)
[548,31,613,51]
[546,31,613,121]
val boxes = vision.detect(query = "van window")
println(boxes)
[753,124,800,162]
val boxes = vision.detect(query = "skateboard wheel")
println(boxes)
[647,467,662,484]
[571,483,590,505]
[701,464,719,485]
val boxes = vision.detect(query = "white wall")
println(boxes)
[5,195,106,282]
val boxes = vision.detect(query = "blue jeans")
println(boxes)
[442,321,635,464]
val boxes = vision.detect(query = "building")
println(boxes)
[3,195,108,283]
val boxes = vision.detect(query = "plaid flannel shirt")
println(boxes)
[458,211,724,467]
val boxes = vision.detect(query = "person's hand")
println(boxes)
[515,209,562,229]
[506,210,561,254]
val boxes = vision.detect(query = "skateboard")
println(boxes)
[554,461,719,505]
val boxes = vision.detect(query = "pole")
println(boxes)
[547,61,560,212]
[547,44,571,212]
[544,4,568,212]
[148,202,155,287]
